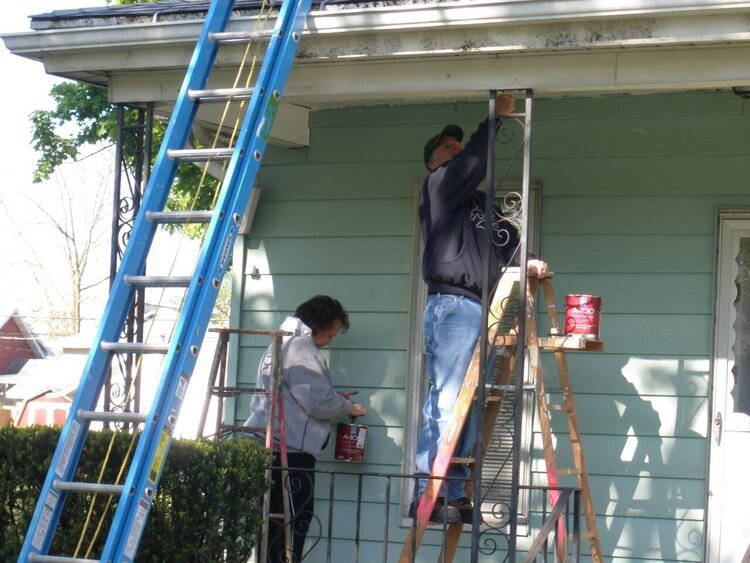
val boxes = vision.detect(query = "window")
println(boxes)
[402,180,541,528]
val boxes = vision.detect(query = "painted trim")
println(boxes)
[706,211,750,563]
[400,181,428,517]
[6,1,750,58]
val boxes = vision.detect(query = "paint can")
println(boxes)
[564,294,601,338]
[335,419,368,463]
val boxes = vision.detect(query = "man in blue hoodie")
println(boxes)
[414,93,547,524]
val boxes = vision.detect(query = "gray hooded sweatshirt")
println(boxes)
[243,316,352,456]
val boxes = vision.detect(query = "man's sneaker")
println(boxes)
[448,496,484,524]
[408,497,461,524]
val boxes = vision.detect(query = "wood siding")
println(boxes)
[232,91,750,561]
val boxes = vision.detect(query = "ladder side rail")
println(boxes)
[196,331,228,438]
[550,349,601,561]
[508,88,534,563]
[103,0,313,559]
[214,336,230,436]
[471,89,497,552]
[17,3,233,560]
[522,489,572,563]
[260,335,282,562]
[540,279,602,562]
[528,280,566,562]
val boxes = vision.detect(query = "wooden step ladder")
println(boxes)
[399,270,603,563]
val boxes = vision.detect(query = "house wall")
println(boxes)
[232,91,750,561]
[0,318,37,374]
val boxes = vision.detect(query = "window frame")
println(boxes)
[401,179,542,531]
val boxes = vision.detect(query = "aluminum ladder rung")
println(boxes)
[101,342,169,354]
[188,87,255,102]
[28,555,99,563]
[146,210,214,224]
[54,480,124,495]
[208,29,275,44]
[167,148,237,161]
[19,0,316,556]
[124,275,192,288]
[78,410,148,424]
[450,457,475,464]
[212,386,266,396]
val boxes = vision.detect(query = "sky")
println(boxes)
[0,1,111,332]
[0,1,201,341]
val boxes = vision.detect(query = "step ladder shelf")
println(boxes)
[492,333,605,352]
[539,334,605,352]
[19,0,313,560]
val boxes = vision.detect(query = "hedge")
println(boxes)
[0,426,270,561]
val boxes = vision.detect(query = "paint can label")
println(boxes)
[335,423,367,463]
[564,294,601,337]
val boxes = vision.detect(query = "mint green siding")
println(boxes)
[232,92,749,561]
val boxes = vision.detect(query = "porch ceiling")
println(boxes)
[4,0,750,109]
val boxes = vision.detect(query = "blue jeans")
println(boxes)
[416,294,481,501]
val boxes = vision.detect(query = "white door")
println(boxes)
[707,217,750,563]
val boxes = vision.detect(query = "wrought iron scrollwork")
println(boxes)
[104,103,153,426]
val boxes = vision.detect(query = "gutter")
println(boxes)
[5,0,750,59]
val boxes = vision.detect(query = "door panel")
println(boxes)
[707,219,750,563]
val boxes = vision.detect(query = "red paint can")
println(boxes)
[564,294,601,337]
[335,421,368,463]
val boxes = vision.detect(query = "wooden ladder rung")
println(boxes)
[545,403,570,412]
[555,467,581,476]
[450,457,475,464]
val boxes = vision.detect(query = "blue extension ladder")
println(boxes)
[18,0,312,560]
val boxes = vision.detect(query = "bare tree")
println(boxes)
[0,197,66,312]
[31,172,110,334]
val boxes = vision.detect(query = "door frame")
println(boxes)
[706,211,750,563]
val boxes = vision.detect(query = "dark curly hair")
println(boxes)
[295,295,350,333]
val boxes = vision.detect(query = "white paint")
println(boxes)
[707,215,750,563]
[6,1,750,107]
[188,102,309,148]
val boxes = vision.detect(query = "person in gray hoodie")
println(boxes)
[244,295,366,563]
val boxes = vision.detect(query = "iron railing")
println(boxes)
[261,465,581,563]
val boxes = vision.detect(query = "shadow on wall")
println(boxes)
[599,356,707,561]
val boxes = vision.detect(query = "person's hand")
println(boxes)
[339,390,358,399]
[496,93,516,116]
[527,259,549,278]
[349,403,368,418]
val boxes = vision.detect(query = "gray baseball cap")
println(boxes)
[423,124,463,170]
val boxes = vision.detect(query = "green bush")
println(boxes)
[0,426,270,561]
